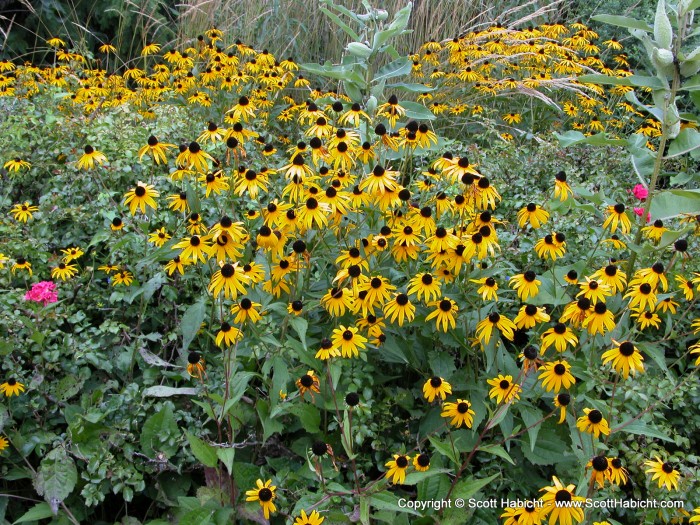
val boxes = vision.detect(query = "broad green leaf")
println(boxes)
[373,57,412,83]
[33,448,77,514]
[289,316,308,349]
[12,502,55,524]
[217,448,235,475]
[402,467,452,485]
[477,444,515,465]
[451,473,500,501]
[428,436,460,465]
[320,8,360,41]
[181,298,206,353]
[141,405,179,457]
[368,491,420,515]
[650,189,700,219]
[143,386,198,397]
[400,101,435,120]
[614,420,672,442]
[521,427,570,465]
[257,400,284,442]
[185,432,218,468]
[179,507,215,525]
[591,14,652,32]
[387,82,435,93]
[667,128,700,157]
[630,142,656,183]
[655,0,673,50]
[347,42,372,59]
[287,403,321,433]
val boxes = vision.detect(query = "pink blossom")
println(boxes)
[633,207,651,222]
[632,184,648,200]
[24,281,58,306]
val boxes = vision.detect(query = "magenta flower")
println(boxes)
[24,281,58,306]
[633,207,651,222]
[632,184,648,200]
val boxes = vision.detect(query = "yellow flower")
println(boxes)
[148,227,171,247]
[76,145,107,169]
[422,376,452,402]
[245,479,277,519]
[441,399,475,428]
[0,378,25,397]
[385,454,411,484]
[644,457,680,491]
[487,375,521,404]
[10,202,38,222]
[123,182,159,215]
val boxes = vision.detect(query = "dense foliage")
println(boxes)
[1,1,700,525]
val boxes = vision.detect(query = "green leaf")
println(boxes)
[402,467,452,486]
[400,101,435,120]
[319,6,360,41]
[33,448,77,514]
[654,0,673,50]
[387,82,435,93]
[12,502,55,524]
[289,316,308,350]
[347,42,372,59]
[591,14,652,32]
[140,405,179,457]
[287,403,321,433]
[429,436,460,465]
[181,298,206,353]
[216,448,235,475]
[368,491,420,515]
[257,400,284,442]
[143,386,198,397]
[373,57,412,83]
[300,61,365,85]
[179,507,215,525]
[139,347,180,369]
[478,444,515,465]
[650,189,700,219]
[185,432,218,468]
[553,131,627,147]
[451,473,500,501]
[667,128,700,157]
[615,420,673,442]
[521,427,570,465]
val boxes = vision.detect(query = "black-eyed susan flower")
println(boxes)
[173,235,212,264]
[540,476,585,525]
[632,262,668,292]
[535,233,566,260]
[359,164,399,194]
[625,281,657,311]
[553,171,573,201]
[632,310,661,330]
[538,360,576,393]
[642,219,668,241]
[209,262,248,299]
[4,158,31,172]
[215,322,242,347]
[425,297,459,332]
[199,171,230,197]
[603,203,632,234]
[294,509,324,525]
[601,235,626,250]
[413,453,430,472]
[51,262,78,281]
[0,378,25,397]
[471,276,499,301]
[423,376,452,402]
[383,293,416,326]
[298,197,329,230]
[138,135,175,164]
[501,502,542,525]
[540,323,578,354]
[10,202,38,222]
[385,454,411,484]
[321,287,354,317]
[582,302,616,335]
[440,399,475,428]
[164,256,187,276]
[487,374,521,404]
[564,270,579,285]
[602,340,644,379]
[591,264,627,294]
[231,297,263,324]
[608,457,629,485]
[112,270,133,286]
[315,337,340,360]
[245,479,277,519]
[515,304,550,329]
[186,351,205,379]
[148,227,171,247]
[60,247,83,262]
[0,435,8,453]
[179,141,214,172]
[296,370,320,399]
[476,312,517,344]
[554,392,571,424]
[110,217,124,231]
[576,408,610,437]
[656,297,679,314]
[11,257,32,276]
[644,457,680,491]
[517,203,549,229]
[577,278,611,304]
[331,325,367,358]
[123,182,159,215]
[76,145,107,169]
[510,271,541,301]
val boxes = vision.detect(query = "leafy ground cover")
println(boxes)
[1,1,700,524]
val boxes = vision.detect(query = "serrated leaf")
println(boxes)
[478,444,515,465]
[451,473,500,501]
[12,502,55,524]
[179,507,215,525]
[33,448,77,513]
[143,386,198,397]
[140,405,179,457]
[614,420,672,441]
[217,448,235,475]
[185,432,218,467]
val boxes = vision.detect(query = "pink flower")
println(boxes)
[24,281,58,306]
[633,207,651,222]
[632,184,648,200]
